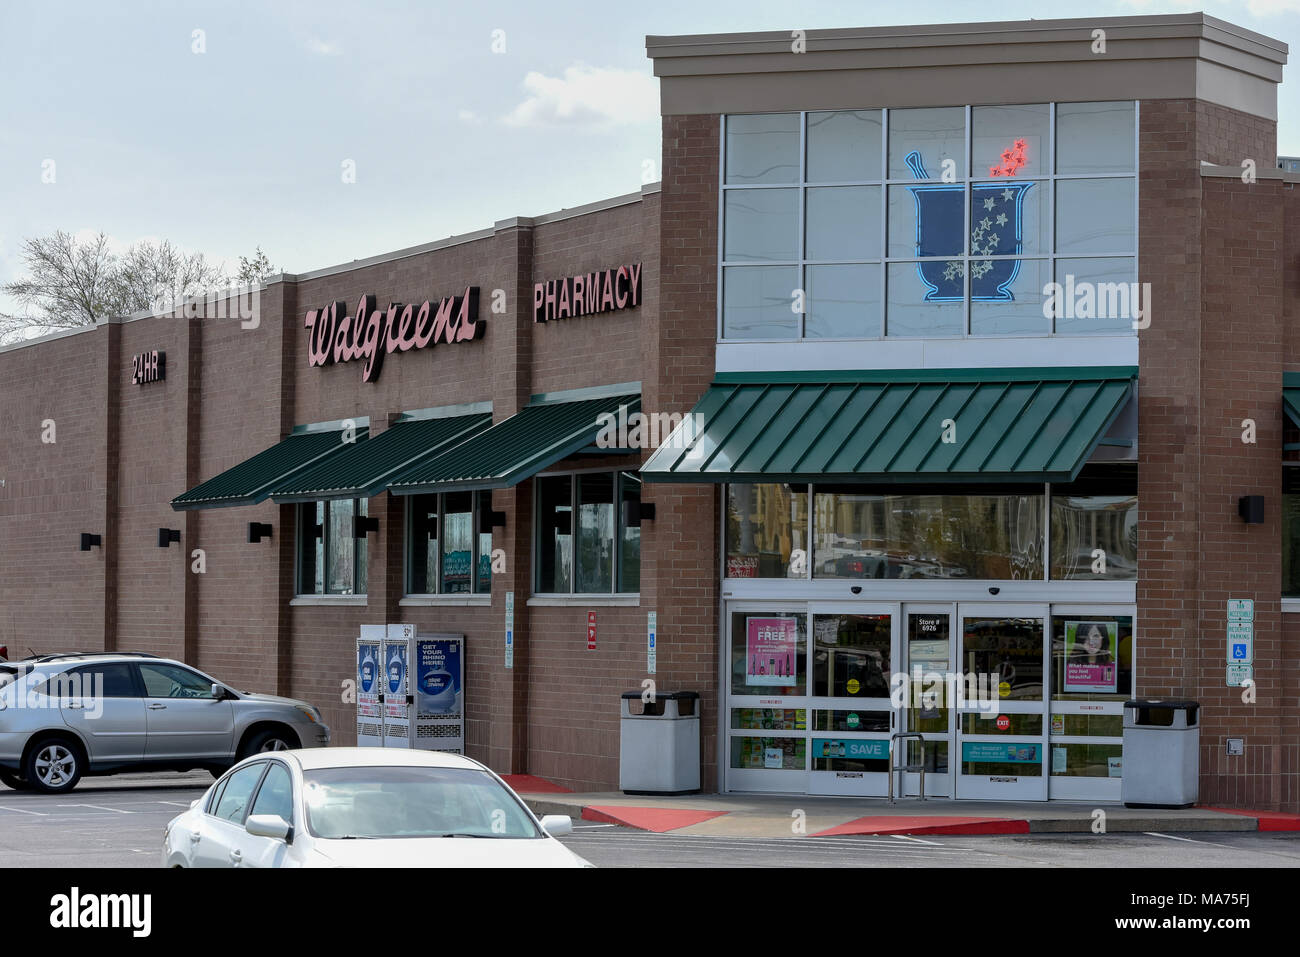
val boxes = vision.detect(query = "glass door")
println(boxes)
[955,604,1049,801]
[725,606,810,793]
[807,603,898,796]
[899,604,955,798]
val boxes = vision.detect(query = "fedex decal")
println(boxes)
[304,286,483,383]
[534,263,641,323]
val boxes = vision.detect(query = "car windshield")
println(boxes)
[301,766,542,840]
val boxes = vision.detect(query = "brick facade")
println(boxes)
[4,66,1300,806]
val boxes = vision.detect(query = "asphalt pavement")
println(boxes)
[2,773,1300,867]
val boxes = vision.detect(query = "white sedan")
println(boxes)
[162,747,591,867]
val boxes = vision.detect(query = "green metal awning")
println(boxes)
[267,410,494,502]
[1284,372,1300,428]
[386,387,640,495]
[642,367,1137,485]
[171,424,368,510]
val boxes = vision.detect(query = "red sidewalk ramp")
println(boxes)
[1200,807,1300,831]
[501,774,573,794]
[581,805,729,833]
[814,815,1031,837]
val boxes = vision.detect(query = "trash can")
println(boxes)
[619,691,700,795]
[1121,699,1200,808]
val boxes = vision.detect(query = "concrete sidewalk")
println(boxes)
[513,786,1300,839]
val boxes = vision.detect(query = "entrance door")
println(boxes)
[898,605,955,798]
[955,604,1049,801]
[807,604,898,796]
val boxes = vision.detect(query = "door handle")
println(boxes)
[189,833,201,844]
[147,703,166,710]
[229,849,242,865]
[66,702,83,710]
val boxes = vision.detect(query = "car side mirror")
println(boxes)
[245,814,293,843]
[539,814,572,837]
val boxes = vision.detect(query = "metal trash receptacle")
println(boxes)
[1121,699,1200,808]
[619,691,700,795]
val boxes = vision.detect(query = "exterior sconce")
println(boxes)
[478,510,507,534]
[157,528,181,548]
[248,522,273,544]
[1238,496,1265,524]
[622,501,655,527]
[79,533,102,551]
[353,515,380,538]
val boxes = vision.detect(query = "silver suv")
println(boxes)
[0,653,330,793]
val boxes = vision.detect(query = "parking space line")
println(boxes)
[890,834,945,846]
[0,805,47,816]
[57,804,132,814]
[1142,831,1230,847]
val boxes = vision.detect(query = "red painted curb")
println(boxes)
[502,774,573,794]
[1200,807,1300,831]
[813,815,1031,837]
[581,805,729,832]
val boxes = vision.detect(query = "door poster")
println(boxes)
[746,617,797,686]
[1063,620,1118,693]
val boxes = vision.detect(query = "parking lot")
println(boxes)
[4,774,1300,868]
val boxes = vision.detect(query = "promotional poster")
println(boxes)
[1064,620,1119,693]
[746,617,797,686]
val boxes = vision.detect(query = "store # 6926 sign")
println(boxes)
[304,286,482,383]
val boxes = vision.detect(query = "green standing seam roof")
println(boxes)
[267,413,494,502]
[171,427,368,510]
[1284,372,1300,428]
[385,393,640,495]
[641,367,1137,485]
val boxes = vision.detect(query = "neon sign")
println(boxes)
[904,143,1034,303]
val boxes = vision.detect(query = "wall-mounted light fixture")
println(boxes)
[157,528,181,548]
[1238,495,1265,524]
[478,510,507,534]
[353,515,380,538]
[79,533,102,551]
[622,501,656,528]
[248,522,273,544]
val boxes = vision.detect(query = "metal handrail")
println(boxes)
[888,732,926,805]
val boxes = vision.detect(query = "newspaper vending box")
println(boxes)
[358,624,464,753]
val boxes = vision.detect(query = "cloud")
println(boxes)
[303,36,342,56]
[501,64,658,128]
[457,109,483,125]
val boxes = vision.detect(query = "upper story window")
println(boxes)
[296,499,368,596]
[535,471,641,595]
[720,102,1137,340]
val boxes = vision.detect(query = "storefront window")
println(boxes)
[813,488,1044,580]
[812,614,892,698]
[404,492,492,596]
[730,610,806,696]
[1050,465,1137,580]
[1050,615,1133,701]
[725,484,809,578]
[1284,467,1300,597]
[535,472,640,595]
[720,102,1137,340]
[296,499,367,596]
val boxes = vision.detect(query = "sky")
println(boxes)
[1,0,1298,314]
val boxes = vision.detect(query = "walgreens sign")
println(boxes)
[304,286,483,383]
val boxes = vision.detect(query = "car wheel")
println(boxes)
[24,738,83,794]
[0,769,33,791]
[242,728,298,758]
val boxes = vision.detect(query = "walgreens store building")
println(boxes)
[3,13,1299,807]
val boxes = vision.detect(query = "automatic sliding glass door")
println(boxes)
[955,604,1049,801]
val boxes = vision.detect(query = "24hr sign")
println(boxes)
[304,286,483,383]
